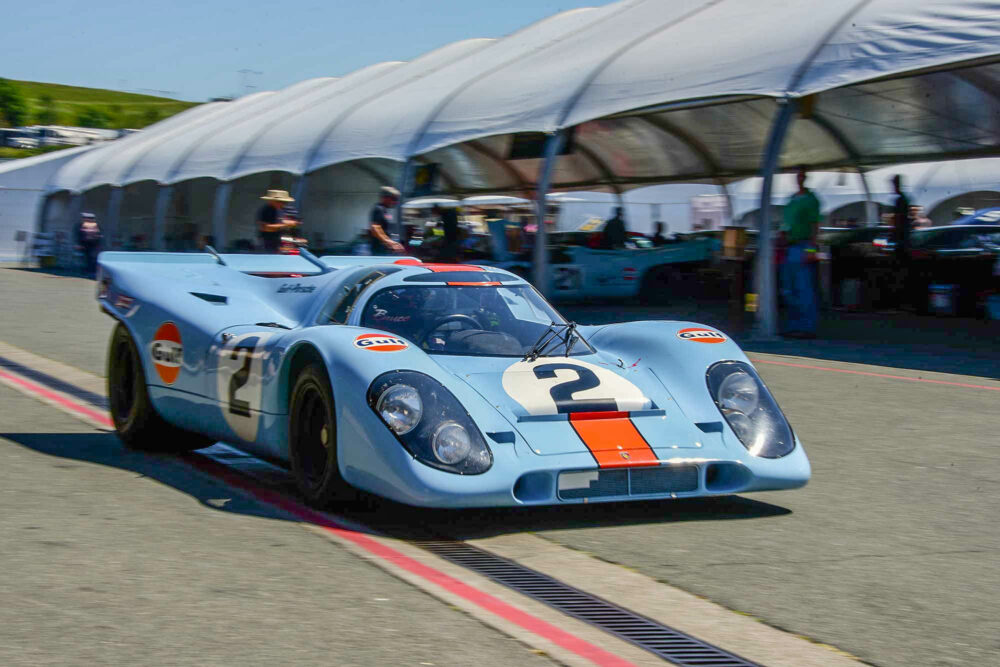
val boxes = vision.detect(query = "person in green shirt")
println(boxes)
[780,166,821,338]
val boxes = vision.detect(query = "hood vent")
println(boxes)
[191,292,228,305]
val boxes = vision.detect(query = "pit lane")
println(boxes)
[1,266,998,666]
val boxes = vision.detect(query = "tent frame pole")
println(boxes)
[754,99,796,340]
[858,168,878,226]
[211,182,232,251]
[152,185,173,251]
[534,130,566,295]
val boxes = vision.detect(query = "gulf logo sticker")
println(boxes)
[676,327,726,344]
[353,333,409,352]
[150,322,183,384]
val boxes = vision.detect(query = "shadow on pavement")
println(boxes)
[2,431,791,541]
[2,431,292,524]
[343,494,793,542]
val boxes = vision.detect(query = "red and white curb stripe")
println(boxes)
[0,361,643,667]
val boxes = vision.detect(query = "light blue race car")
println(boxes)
[97,249,809,508]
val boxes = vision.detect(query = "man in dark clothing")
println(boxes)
[257,189,296,253]
[432,204,461,262]
[650,221,669,246]
[370,186,404,255]
[890,174,913,308]
[75,212,102,277]
[601,207,627,249]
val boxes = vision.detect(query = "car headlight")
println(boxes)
[368,371,493,474]
[707,361,794,458]
[376,384,422,434]
[432,422,472,464]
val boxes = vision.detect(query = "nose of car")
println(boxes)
[431,355,711,459]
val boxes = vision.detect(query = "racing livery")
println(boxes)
[97,249,809,508]
[489,237,716,301]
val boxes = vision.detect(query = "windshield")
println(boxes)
[360,285,592,357]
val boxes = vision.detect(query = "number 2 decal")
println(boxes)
[227,338,259,417]
[216,332,274,441]
[532,363,617,413]
[502,359,650,416]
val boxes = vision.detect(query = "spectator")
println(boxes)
[891,175,913,308]
[780,166,821,338]
[257,189,296,253]
[650,221,670,246]
[75,212,103,277]
[485,208,512,262]
[433,203,460,262]
[370,186,404,255]
[601,207,627,249]
[910,205,931,229]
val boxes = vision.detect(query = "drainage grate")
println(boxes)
[418,540,759,666]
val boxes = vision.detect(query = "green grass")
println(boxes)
[0,145,78,159]
[10,80,199,129]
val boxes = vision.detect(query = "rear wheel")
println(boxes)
[288,364,351,507]
[107,323,212,453]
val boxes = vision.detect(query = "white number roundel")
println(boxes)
[501,358,650,416]
[216,332,275,442]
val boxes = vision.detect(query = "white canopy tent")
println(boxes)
[43,0,1000,335]
[0,146,93,262]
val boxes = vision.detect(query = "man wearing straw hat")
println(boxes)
[257,189,297,253]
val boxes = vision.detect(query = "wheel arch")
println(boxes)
[278,342,329,412]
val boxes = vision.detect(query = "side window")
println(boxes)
[322,269,400,325]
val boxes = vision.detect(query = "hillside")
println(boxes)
[11,80,198,130]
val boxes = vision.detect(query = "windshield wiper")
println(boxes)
[523,321,581,362]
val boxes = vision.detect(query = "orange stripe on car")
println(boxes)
[446,281,502,286]
[568,412,658,468]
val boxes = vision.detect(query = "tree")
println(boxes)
[35,93,58,125]
[0,78,28,127]
[76,107,110,129]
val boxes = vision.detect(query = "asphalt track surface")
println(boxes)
[2,266,999,666]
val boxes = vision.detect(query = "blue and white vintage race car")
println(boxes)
[97,250,809,508]
[488,236,717,301]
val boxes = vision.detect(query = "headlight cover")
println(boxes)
[376,384,422,435]
[368,371,492,474]
[707,361,795,458]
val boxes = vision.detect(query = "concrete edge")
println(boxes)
[467,533,865,667]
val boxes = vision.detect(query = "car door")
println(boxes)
[207,325,287,446]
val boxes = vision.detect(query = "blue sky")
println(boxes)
[4,0,603,101]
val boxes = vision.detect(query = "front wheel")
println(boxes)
[288,364,352,507]
[106,323,212,453]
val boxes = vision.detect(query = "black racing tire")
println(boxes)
[106,323,212,453]
[288,363,352,507]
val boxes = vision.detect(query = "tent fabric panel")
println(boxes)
[48,102,225,192]
[423,144,526,194]
[81,94,275,192]
[239,38,494,179]
[574,117,710,182]
[218,63,405,183]
[162,77,338,184]
[121,88,311,187]
[796,0,1000,96]
[307,6,613,170]
[814,69,1000,163]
